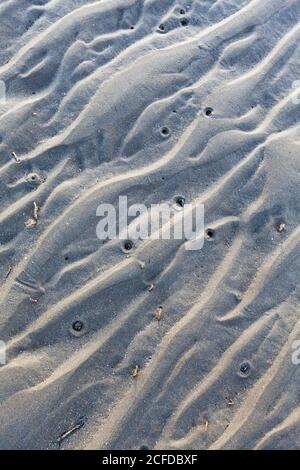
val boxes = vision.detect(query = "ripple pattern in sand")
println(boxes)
[0,0,299,450]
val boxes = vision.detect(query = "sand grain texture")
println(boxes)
[0,0,299,450]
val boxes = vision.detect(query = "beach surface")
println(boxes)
[0,0,299,450]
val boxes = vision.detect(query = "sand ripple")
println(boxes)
[0,0,299,450]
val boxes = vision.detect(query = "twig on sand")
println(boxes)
[11,151,20,163]
[204,421,209,432]
[131,365,140,378]
[154,306,164,321]
[33,201,39,221]
[25,202,40,228]
[276,222,286,233]
[57,417,85,448]
[5,265,12,279]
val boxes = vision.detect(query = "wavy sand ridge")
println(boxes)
[0,0,299,450]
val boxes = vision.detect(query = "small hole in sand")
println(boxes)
[158,24,165,33]
[180,9,186,15]
[162,176,165,180]
[26,173,41,184]
[65,256,69,261]
[205,107,213,117]
[130,25,134,30]
[123,240,134,252]
[72,321,84,332]
[206,228,215,240]
[175,196,185,208]
[181,18,189,27]
[161,126,170,137]
[240,361,251,376]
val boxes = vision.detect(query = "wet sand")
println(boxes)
[0,0,299,450]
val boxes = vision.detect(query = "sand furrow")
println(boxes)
[0,0,299,450]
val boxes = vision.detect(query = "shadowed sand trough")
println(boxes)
[0,0,299,450]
